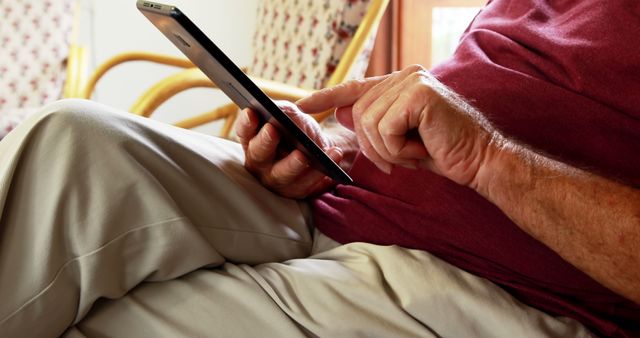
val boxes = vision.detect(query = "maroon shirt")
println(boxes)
[312,0,640,336]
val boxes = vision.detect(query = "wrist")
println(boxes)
[471,132,513,201]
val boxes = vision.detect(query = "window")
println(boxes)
[367,0,485,75]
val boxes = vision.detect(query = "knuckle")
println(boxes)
[407,64,426,73]
[408,71,423,82]
[238,132,255,147]
[417,69,432,78]
[352,100,365,115]
[361,113,375,130]
[248,143,271,164]
[235,123,250,140]
[363,124,376,140]
[409,85,429,101]
[387,144,401,156]
[343,80,363,96]
[332,82,350,94]
[343,79,361,88]
[352,78,368,90]
[410,82,435,101]
[247,140,261,159]
[237,132,249,146]
[379,123,394,138]
[257,138,271,153]
[340,80,363,97]
[380,89,395,102]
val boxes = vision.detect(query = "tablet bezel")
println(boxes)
[137,0,353,185]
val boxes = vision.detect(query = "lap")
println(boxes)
[69,238,593,338]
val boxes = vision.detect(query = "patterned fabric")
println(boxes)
[0,0,73,139]
[250,0,374,90]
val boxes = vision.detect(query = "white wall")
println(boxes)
[431,7,480,67]
[81,0,258,134]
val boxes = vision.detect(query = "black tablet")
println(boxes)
[137,0,353,185]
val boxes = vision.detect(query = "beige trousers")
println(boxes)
[0,100,592,337]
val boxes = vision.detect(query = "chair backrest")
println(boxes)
[249,0,381,90]
[0,0,75,110]
[0,0,75,137]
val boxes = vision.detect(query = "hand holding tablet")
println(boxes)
[137,1,353,185]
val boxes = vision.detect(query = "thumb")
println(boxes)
[335,106,355,131]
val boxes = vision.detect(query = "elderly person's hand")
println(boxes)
[296,65,499,188]
[236,101,352,199]
[299,67,640,305]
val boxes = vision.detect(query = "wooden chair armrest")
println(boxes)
[80,52,196,99]
[129,68,215,117]
[251,78,313,101]
[173,102,239,138]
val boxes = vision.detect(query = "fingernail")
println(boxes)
[261,126,272,142]
[326,147,343,160]
[399,162,417,170]
[242,109,251,125]
[293,155,308,168]
[295,95,309,106]
[378,162,392,174]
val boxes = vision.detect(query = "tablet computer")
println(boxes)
[137,0,353,185]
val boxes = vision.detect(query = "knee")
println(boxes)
[26,99,128,142]
[36,99,106,130]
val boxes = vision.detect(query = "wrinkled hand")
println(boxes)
[236,101,344,199]
[297,65,498,187]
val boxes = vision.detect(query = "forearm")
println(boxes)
[475,137,640,304]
